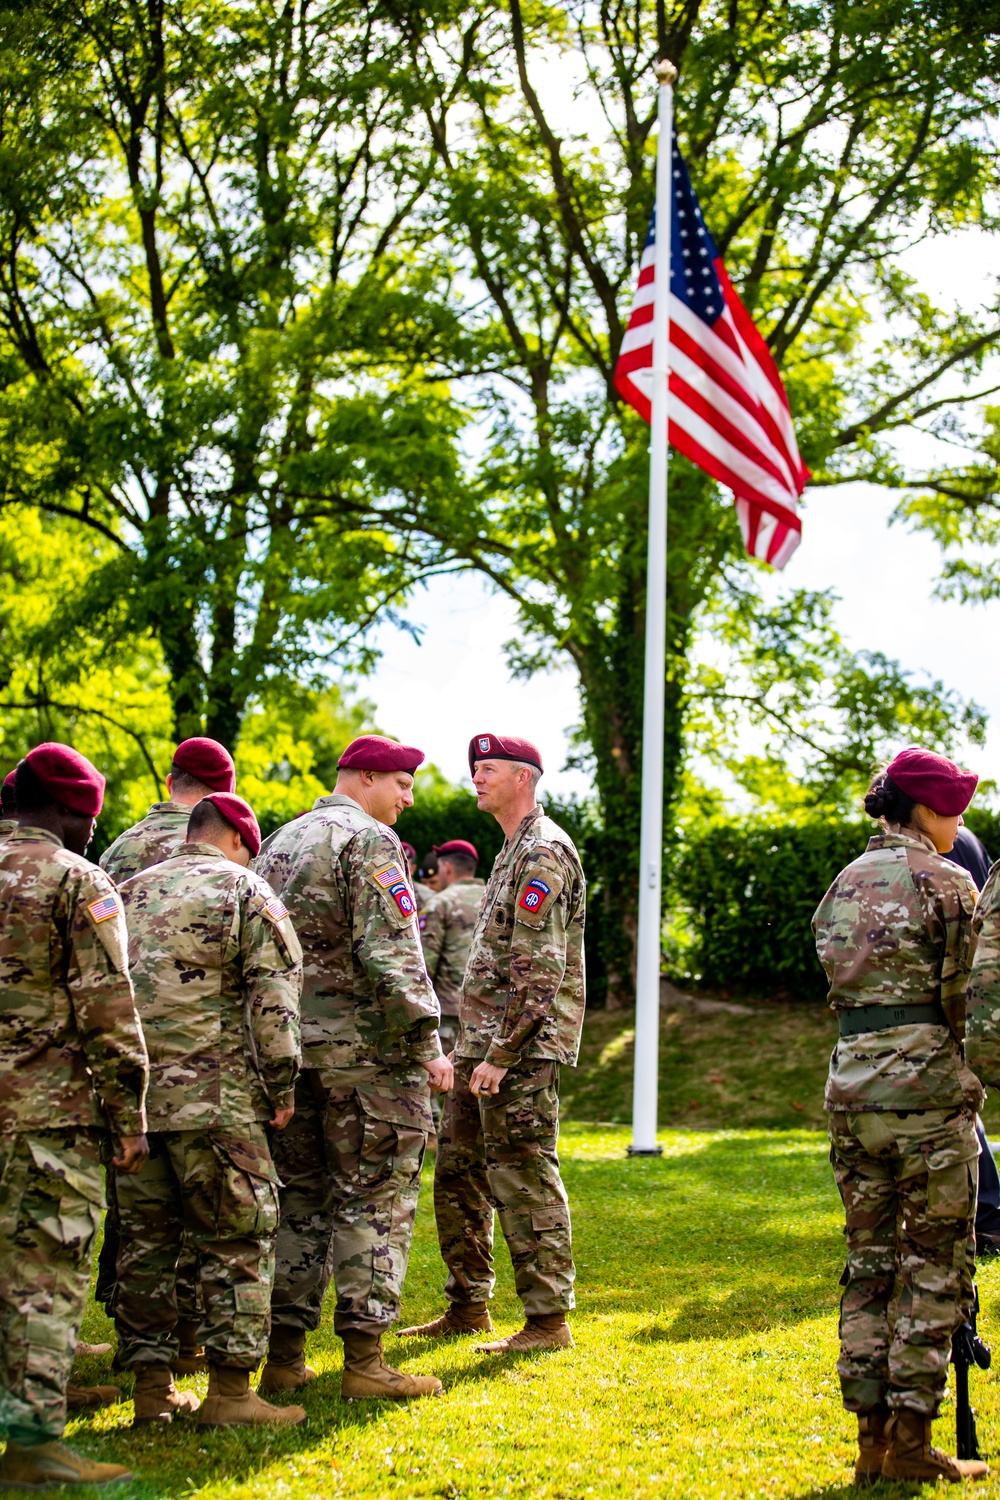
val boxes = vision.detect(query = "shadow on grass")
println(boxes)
[568,1129,843,1340]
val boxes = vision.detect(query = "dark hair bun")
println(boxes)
[864,771,917,825]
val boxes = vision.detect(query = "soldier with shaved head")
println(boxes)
[401,734,586,1354]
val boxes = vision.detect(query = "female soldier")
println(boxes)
[813,747,988,1485]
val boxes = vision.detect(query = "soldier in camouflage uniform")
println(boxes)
[813,748,989,1485]
[400,842,435,915]
[0,769,17,841]
[0,744,149,1491]
[115,792,306,1428]
[255,735,451,1401]
[97,735,236,1366]
[100,735,236,884]
[419,840,484,1059]
[401,734,585,1355]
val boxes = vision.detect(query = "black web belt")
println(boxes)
[838,1001,947,1038]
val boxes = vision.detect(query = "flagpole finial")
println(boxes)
[655,58,677,85]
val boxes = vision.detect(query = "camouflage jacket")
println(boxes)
[413,880,436,916]
[813,828,983,1113]
[965,859,1000,1086]
[100,801,191,883]
[458,807,586,1068]
[420,878,485,1017]
[0,827,149,1136]
[0,818,16,842]
[119,842,302,1130]
[256,794,441,1085]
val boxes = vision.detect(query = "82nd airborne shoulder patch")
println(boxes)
[388,881,416,917]
[518,877,551,913]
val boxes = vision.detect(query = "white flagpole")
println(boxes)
[629,57,676,1157]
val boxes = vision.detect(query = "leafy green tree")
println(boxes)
[370,0,1000,992]
[0,0,463,744]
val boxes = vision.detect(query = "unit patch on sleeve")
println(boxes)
[263,897,289,923]
[388,881,416,917]
[87,893,121,924]
[518,878,551,913]
[373,863,405,890]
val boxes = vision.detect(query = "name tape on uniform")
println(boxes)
[373,863,405,890]
[88,893,121,924]
[264,897,289,923]
[519,877,551,913]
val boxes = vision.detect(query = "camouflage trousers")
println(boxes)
[114,1124,279,1370]
[829,1106,979,1416]
[430,1017,461,1131]
[269,1068,431,1338]
[97,1154,202,1322]
[435,1056,575,1316]
[0,1128,104,1443]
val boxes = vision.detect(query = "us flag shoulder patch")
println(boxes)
[264,897,289,923]
[518,877,551,913]
[373,863,405,890]
[87,893,120,924]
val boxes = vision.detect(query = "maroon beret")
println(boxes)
[172,737,236,793]
[2,769,16,790]
[338,735,424,773]
[399,842,418,863]
[886,747,978,817]
[468,733,543,777]
[25,743,105,817]
[434,839,479,863]
[202,792,261,858]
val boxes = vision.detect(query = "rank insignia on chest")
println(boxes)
[518,877,551,912]
[87,893,121,923]
[388,881,416,916]
[373,863,405,889]
[264,897,289,923]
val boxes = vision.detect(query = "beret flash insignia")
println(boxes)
[478,736,491,753]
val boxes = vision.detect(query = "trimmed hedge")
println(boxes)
[668,808,1000,1001]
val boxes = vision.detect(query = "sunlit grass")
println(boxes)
[57,1119,1000,1498]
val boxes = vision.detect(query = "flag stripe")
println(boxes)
[613,136,807,567]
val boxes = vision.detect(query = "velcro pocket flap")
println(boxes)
[530,1204,569,1233]
[355,1085,434,1135]
[215,1138,279,1183]
[26,1137,106,1207]
[234,1281,269,1313]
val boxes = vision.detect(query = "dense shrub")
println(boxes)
[668,819,873,1000]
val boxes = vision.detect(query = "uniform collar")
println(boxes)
[149,800,192,815]
[504,805,542,848]
[868,825,938,856]
[313,792,364,812]
[7,825,64,849]
[175,840,236,861]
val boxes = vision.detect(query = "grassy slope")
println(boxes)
[52,1004,1000,1498]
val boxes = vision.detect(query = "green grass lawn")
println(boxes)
[49,1003,1000,1497]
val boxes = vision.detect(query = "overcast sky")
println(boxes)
[362,228,1000,804]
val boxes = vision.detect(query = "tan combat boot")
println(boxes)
[881,1409,989,1483]
[0,1439,132,1489]
[74,1341,113,1358]
[258,1326,318,1394]
[477,1312,574,1354]
[132,1363,201,1425]
[173,1317,207,1376]
[399,1302,493,1338]
[199,1366,307,1427]
[67,1381,121,1410]
[340,1330,443,1400]
[854,1407,889,1484]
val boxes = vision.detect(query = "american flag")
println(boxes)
[614,135,808,568]
[87,893,120,924]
